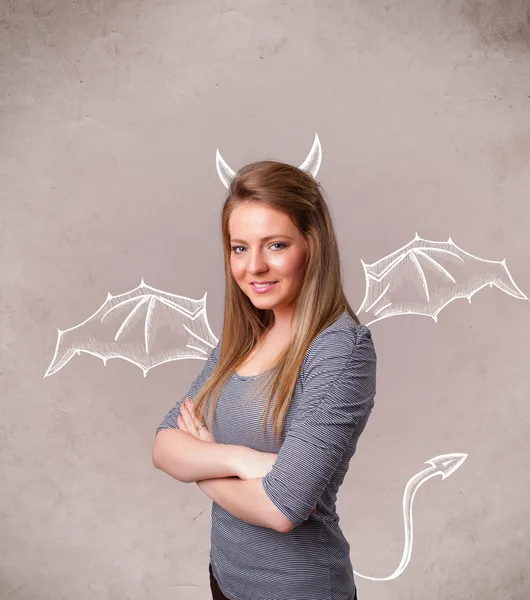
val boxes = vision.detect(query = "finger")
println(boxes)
[177,414,189,433]
[185,399,204,432]
[183,400,210,439]
[180,405,196,433]
[181,404,199,436]
[186,399,198,420]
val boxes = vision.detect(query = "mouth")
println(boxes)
[250,281,278,293]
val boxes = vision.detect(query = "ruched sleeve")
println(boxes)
[155,339,222,435]
[261,325,376,528]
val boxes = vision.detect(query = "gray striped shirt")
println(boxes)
[156,311,377,600]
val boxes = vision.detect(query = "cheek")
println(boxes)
[230,259,245,280]
[271,253,305,276]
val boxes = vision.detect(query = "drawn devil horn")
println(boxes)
[215,132,322,190]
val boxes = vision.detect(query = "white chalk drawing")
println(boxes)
[44,280,218,378]
[216,132,322,189]
[45,132,527,376]
[353,453,467,581]
[44,238,527,378]
[43,133,527,583]
[357,233,528,325]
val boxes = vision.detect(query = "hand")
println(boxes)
[233,448,318,515]
[187,407,317,514]
[178,397,216,444]
[233,446,279,481]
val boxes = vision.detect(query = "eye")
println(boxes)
[230,242,287,254]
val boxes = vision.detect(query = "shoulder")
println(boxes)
[212,338,222,358]
[301,313,375,380]
[202,338,222,369]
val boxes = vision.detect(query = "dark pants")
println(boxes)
[208,563,358,600]
[209,563,230,600]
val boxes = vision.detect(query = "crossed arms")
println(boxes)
[152,326,377,536]
[152,427,294,533]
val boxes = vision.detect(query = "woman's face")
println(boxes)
[228,202,309,319]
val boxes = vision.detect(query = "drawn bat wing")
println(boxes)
[44,279,219,377]
[357,233,528,325]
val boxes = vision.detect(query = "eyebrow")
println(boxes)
[230,234,294,244]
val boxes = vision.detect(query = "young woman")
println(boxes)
[153,160,377,600]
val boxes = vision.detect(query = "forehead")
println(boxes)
[228,203,296,238]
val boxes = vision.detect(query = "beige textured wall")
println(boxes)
[2,1,529,598]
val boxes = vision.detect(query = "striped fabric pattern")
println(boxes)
[156,311,377,600]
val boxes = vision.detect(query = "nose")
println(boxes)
[246,250,270,274]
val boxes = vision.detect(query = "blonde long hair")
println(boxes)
[193,160,361,443]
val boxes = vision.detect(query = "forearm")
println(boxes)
[196,476,288,532]
[152,428,240,483]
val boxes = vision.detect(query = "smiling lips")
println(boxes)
[251,281,278,293]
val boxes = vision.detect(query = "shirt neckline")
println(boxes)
[231,366,275,381]
[229,312,353,381]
